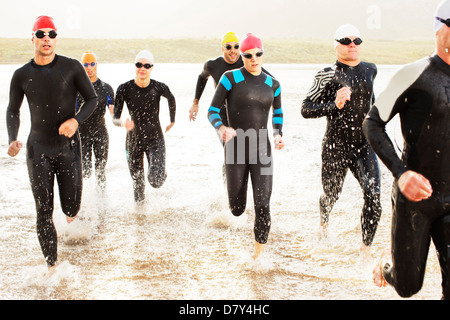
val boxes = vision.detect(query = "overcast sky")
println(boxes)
[0,0,443,40]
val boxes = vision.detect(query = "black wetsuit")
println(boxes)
[76,78,114,190]
[302,60,381,246]
[363,54,450,299]
[114,79,176,203]
[208,67,283,244]
[6,54,97,267]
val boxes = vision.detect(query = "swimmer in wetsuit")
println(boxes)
[301,24,381,254]
[77,51,115,191]
[364,0,450,299]
[6,16,97,269]
[208,33,285,259]
[113,50,176,203]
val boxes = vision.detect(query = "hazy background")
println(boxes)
[0,0,442,40]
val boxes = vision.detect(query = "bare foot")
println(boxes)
[66,215,77,223]
[253,241,266,259]
[373,248,390,287]
[318,223,328,239]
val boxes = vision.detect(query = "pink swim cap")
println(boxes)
[32,16,57,32]
[240,33,263,53]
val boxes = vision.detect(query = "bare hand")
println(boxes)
[7,141,23,157]
[335,87,352,109]
[218,126,236,143]
[108,104,114,116]
[165,122,175,132]
[124,118,135,131]
[398,170,433,202]
[189,101,199,122]
[274,135,285,150]
[59,118,79,138]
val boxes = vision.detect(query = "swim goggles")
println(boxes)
[135,62,153,69]
[436,17,450,27]
[34,30,57,39]
[241,51,264,59]
[224,44,239,50]
[83,62,96,67]
[335,37,363,45]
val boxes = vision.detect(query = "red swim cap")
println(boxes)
[240,33,263,53]
[32,16,57,32]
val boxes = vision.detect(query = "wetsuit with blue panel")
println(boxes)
[208,67,283,244]
[6,54,97,267]
[302,60,381,247]
[77,78,114,190]
[363,54,450,299]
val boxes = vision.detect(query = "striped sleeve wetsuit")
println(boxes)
[363,54,450,299]
[207,67,283,244]
[301,60,381,246]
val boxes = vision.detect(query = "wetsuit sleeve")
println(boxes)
[162,83,176,123]
[194,61,211,100]
[301,68,336,118]
[105,83,115,107]
[207,72,231,129]
[112,83,125,127]
[272,81,283,137]
[73,61,98,125]
[363,58,429,179]
[6,69,25,144]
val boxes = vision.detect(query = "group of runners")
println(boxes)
[5,0,450,300]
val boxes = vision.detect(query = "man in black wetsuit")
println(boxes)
[365,0,450,299]
[208,33,285,259]
[189,32,241,123]
[77,51,114,191]
[301,24,381,255]
[6,16,97,269]
[113,50,176,204]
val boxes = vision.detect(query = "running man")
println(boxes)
[301,24,381,254]
[364,0,450,299]
[113,50,176,204]
[208,33,285,259]
[77,51,115,191]
[6,16,97,269]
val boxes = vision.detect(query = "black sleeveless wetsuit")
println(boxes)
[114,79,176,203]
[77,78,114,190]
[6,54,97,267]
[363,54,450,299]
[302,60,381,246]
[208,67,283,244]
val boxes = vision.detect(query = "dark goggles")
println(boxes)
[224,44,239,50]
[436,16,450,27]
[242,51,264,59]
[135,62,153,69]
[83,62,96,67]
[335,37,363,45]
[34,30,57,39]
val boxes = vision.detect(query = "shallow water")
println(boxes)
[0,63,442,300]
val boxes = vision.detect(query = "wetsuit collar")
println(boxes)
[335,59,360,69]
[432,54,450,75]
[31,54,58,68]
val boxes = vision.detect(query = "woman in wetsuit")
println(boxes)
[207,33,284,259]
[113,50,176,203]
[364,1,450,299]
[6,16,97,268]
[77,52,115,191]
[301,24,382,253]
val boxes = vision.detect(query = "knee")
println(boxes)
[148,173,166,189]
[230,204,245,217]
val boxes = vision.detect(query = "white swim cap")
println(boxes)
[434,0,450,33]
[334,24,361,48]
[135,50,154,64]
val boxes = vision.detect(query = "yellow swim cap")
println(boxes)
[222,32,239,45]
[81,51,97,63]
